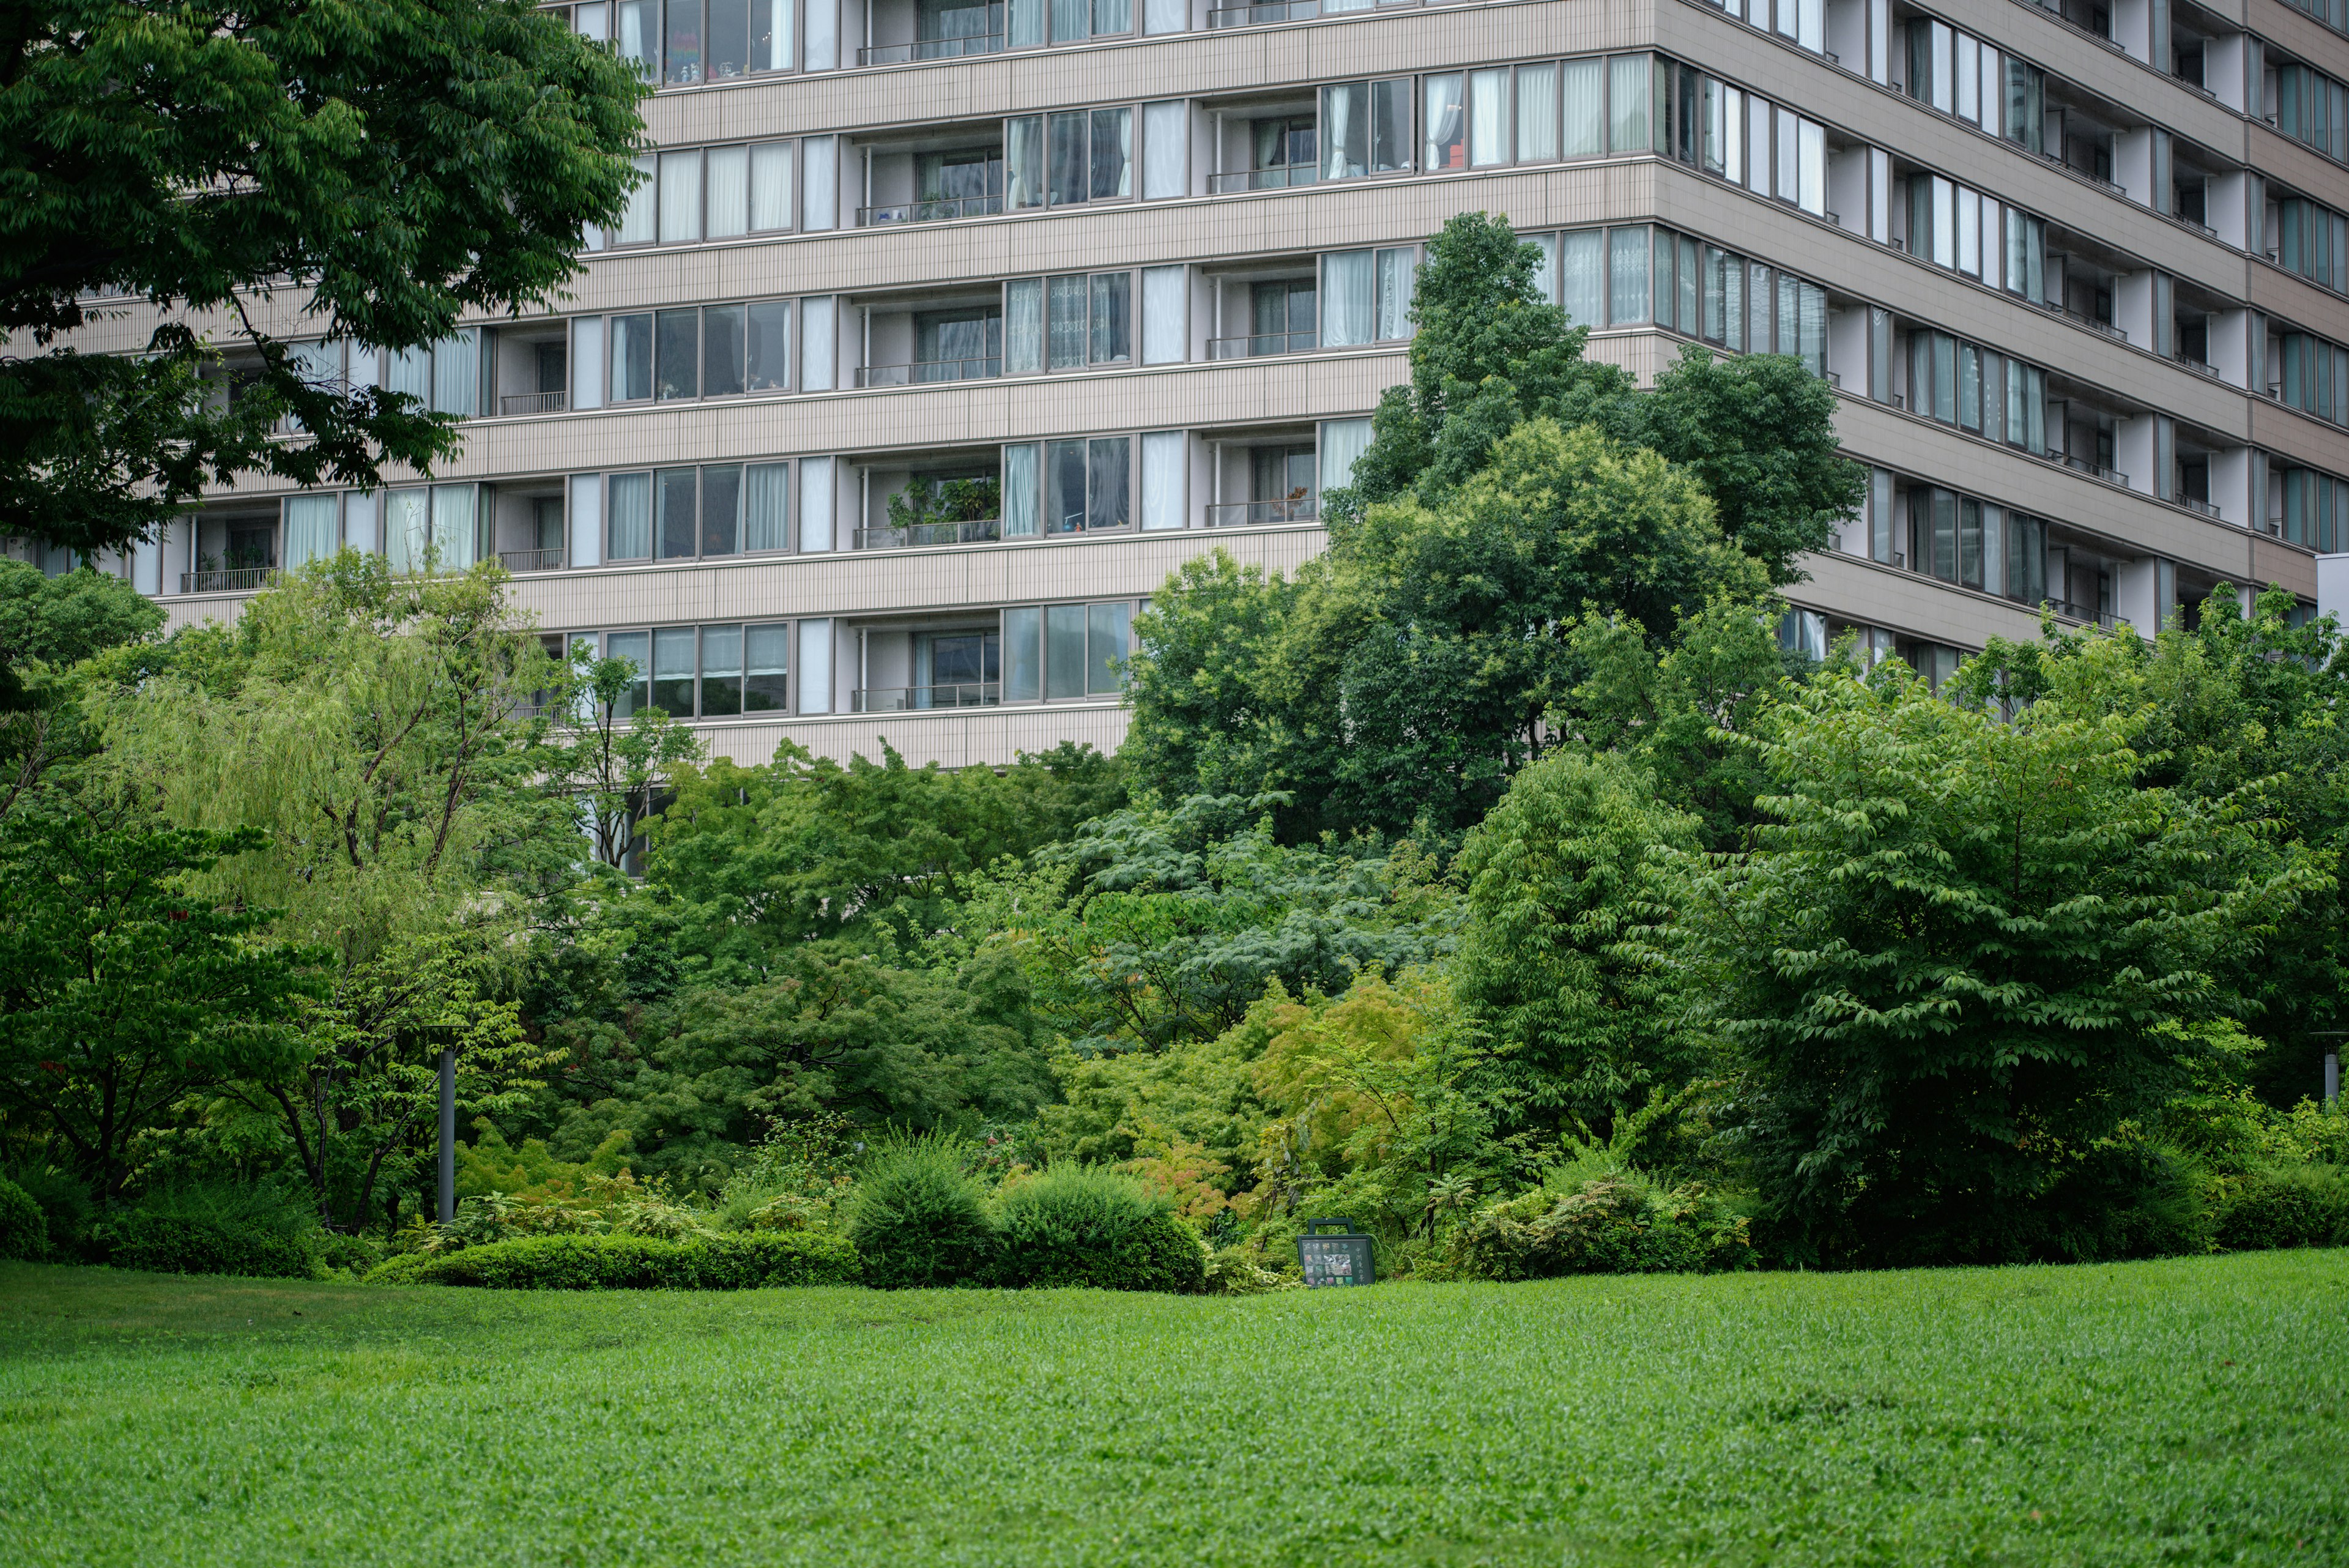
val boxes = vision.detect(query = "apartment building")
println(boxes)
[33,0,2349,765]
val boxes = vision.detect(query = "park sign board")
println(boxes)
[1297,1218,1375,1287]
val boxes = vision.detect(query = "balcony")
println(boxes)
[1204,498,1318,527]
[856,517,1002,551]
[855,355,1001,388]
[858,193,1003,228]
[2060,455,2131,487]
[499,548,565,572]
[182,567,276,594]
[1207,0,1318,23]
[1209,329,1319,360]
[1208,164,1319,194]
[858,32,1004,64]
[499,390,568,416]
[854,682,1001,712]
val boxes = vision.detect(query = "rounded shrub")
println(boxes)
[844,1137,998,1289]
[0,1176,48,1260]
[993,1165,1205,1292]
[2216,1165,2349,1250]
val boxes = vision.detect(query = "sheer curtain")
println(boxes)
[1004,278,1044,373]
[1141,266,1186,364]
[1468,70,1508,165]
[1008,0,1044,49]
[1318,418,1371,494]
[659,150,703,242]
[745,463,790,551]
[1423,75,1464,171]
[1005,116,1044,209]
[1321,83,1359,179]
[1608,55,1650,152]
[1375,247,1416,340]
[705,145,749,237]
[607,472,651,560]
[1141,101,1186,199]
[1001,444,1040,535]
[429,330,477,416]
[761,0,793,67]
[801,136,836,230]
[384,489,429,574]
[1320,250,1374,346]
[1607,227,1649,324]
[749,141,793,231]
[342,491,377,556]
[429,483,478,570]
[1526,232,1560,305]
[1560,59,1603,156]
[800,295,834,390]
[385,345,431,405]
[1140,432,1184,530]
[619,155,658,243]
[796,620,832,713]
[1143,0,1184,32]
[282,496,339,570]
[797,456,833,551]
[1050,0,1086,41]
[1516,63,1559,161]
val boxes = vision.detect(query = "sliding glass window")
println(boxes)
[604,461,789,560]
[1007,107,1133,209]
[596,138,795,248]
[600,300,791,403]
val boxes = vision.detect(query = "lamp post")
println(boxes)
[2312,1032,2345,1112]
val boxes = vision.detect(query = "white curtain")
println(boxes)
[619,155,657,244]
[1050,0,1086,41]
[1322,83,1356,179]
[797,456,834,551]
[1526,232,1560,306]
[1141,266,1186,365]
[384,488,430,574]
[1559,228,1605,327]
[430,483,477,570]
[803,0,836,67]
[705,145,749,237]
[745,462,790,551]
[800,136,836,231]
[1608,55,1649,153]
[1320,250,1374,347]
[1561,59,1603,157]
[1001,443,1039,536]
[1468,70,1508,166]
[1141,102,1186,199]
[430,330,477,417]
[659,150,702,242]
[342,491,377,556]
[617,0,655,74]
[750,141,793,231]
[1004,278,1044,373]
[1115,107,1133,196]
[763,0,793,67]
[1008,0,1044,48]
[607,472,651,560]
[1516,63,1559,162]
[1140,432,1184,530]
[1798,119,1826,215]
[1318,418,1371,494]
[1375,248,1416,341]
[1143,0,1183,33]
[385,345,430,405]
[799,295,834,389]
[568,474,602,567]
[573,1,609,41]
[282,496,339,570]
[796,620,833,713]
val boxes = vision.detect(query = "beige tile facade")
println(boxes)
[47,0,2349,751]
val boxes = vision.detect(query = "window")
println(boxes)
[2276,62,2349,165]
[2280,467,2349,551]
[1005,272,1130,372]
[2005,59,2044,156]
[384,483,483,573]
[598,300,790,401]
[1319,78,1414,179]
[1424,73,1466,171]
[1006,106,1133,209]
[597,138,795,248]
[379,333,481,417]
[282,495,340,570]
[2278,330,2349,425]
[1320,247,1415,346]
[603,0,793,83]
[2275,196,2349,293]
[1001,600,1134,702]
[1252,116,1316,188]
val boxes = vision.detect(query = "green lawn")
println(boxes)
[0,1254,2342,1566]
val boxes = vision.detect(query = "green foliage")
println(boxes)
[1,0,648,560]
[2213,1164,2349,1250]
[92,1181,325,1279]
[392,1228,861,1288]
[0,560,163,686]
[992,1165,1202,1291]
[886,477,1001,532]
[1453,749,1703,1139]
[0,813,319,1194]
[458,1121,634,1205]
[1445,1174,1750,1280]
[1680,656,2322,1266]
[543,639,702,869]
[0,1175,46,1259]
[843,1137,998,1289]
[1,1161,92,1256]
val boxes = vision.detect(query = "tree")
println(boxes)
[0,561,163,811]
[1451,748,1703,1143]
[1678,656,2322,1265]
[543,640,702,872]
[1,0,645,562]
[0,811,317,1194]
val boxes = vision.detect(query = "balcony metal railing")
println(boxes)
[2060,455,2130,487]
[853,682,1001,713]
[181,567,276,593]
[1203,498,1318,527]
[1208,164,1320,193]
[1207,0,1319,24]
[499,390,568,416]
[2174,496,2223,518]
[499,548,565,572]
[2172,352,2221,380]
[855,517,1003,551]
[858,32,1005,64]
[856,355,1001,388]
[1208,328,1319,359]
[858,193,1003,227]
[2052,598,2120,630]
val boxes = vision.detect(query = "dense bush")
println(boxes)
[0,1176,48,1260]
[6,1164,95,1257]
[97,1213,314,1279]
[845,1139,1000,1289]
[384,1230,860,1290]
[1447,1176,1749,1280]
[993,1166,1204,1292]
[2215,1165,2349,1250]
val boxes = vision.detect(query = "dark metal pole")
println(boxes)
[2328,1052,2341,1110]
[437,1041,456,1225]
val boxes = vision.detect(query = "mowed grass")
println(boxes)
[0,1254,2343,1567]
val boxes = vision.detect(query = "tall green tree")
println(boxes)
[1,0,645,571]
[0,560,163,810]
[0,811,317,1193]
[1679,654,2321,1265]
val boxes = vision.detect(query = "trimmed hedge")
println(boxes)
[97,1213,314,1279]
[993,1167,1204,1293]
[0,1176,46,1261]
[375,1230,862,1290]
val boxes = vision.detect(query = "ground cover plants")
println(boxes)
[0,1251,2342,1566]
